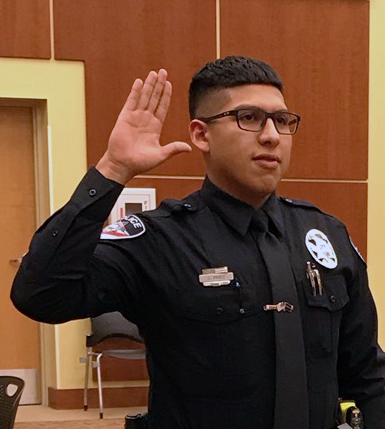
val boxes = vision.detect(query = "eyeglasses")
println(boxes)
[197,107,301,135]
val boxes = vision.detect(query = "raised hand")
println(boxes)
[96,69,191,184]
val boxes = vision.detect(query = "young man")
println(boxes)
[11,56,385,429]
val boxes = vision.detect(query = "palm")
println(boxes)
[109,110,164,174]
[98,69,191,183]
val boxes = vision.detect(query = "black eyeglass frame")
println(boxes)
[197,107,301,135]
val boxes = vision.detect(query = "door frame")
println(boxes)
[0,98,51,405]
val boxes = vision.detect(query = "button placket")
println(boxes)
[233,279,246,315]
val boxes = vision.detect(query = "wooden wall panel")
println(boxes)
[53,0,215,175]
[0,0,51,59]
[277,181,367,257]
[221,0,369,180]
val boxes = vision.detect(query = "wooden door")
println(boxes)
[0,106,41,404]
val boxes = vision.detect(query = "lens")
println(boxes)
[237,109,265,131]
[274,112,298,134]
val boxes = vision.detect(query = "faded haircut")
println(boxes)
[189,56,283,119]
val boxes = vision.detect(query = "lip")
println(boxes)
[252,154,281,164]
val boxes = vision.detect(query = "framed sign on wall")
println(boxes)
[109,188,156,222]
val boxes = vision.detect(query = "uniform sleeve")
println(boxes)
[11,167,146,325]
[337,233,385,428]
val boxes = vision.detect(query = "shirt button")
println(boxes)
[235,281,240,288]
[239,308,245,314]
[330,295,336,303]
[183,203,193,210]
[216,307,224,315]
[52,230,59,237]
[88,188,97,197]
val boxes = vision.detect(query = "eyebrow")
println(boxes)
[232,104,290,112]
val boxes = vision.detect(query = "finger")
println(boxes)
[137,71,158,110]
[160,141,192,162]
[147,69,168,113]
[155,81,172,123]
[121,78,143,112]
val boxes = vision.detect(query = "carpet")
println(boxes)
[14,418,124,428]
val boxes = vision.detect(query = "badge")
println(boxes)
[305,229,338,269]
[100,215,145,240]
[198,266,234,287]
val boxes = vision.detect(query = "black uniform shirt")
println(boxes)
[11,167,385,429]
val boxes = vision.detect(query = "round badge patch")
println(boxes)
[305,229,338,269]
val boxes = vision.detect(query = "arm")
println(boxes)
[337,240,385,428]
[11,69,191,324]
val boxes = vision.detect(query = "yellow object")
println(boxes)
[339,399,357,422]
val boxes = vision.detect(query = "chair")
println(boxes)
[0,376,24,429]
[80,311,146,419]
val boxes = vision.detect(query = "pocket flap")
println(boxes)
[303,275,349,312]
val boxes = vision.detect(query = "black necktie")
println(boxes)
[252,211,309,429]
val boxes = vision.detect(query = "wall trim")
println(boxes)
[48,385,149,409]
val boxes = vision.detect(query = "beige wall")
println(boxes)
[369,0,385,347]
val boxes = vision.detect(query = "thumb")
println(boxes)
[160,141,192,161]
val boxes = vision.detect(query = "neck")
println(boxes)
[206,173,273,209]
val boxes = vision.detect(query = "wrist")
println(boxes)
[96,154,135,185]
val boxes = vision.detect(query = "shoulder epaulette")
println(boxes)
[142,198,198,219]
[279,196,343,222]
[279,196,324,213]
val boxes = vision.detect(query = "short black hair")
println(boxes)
[188,56,283,119]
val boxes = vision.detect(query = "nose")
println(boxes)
[258,118,280,147]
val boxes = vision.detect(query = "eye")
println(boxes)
[238,110,263,122]
[275,113,290,126]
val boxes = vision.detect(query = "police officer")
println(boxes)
[11,57,385,429]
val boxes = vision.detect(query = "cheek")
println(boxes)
[281,140,292,172]
[208,130,244,160]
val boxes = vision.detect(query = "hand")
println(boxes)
[96,69,192,184]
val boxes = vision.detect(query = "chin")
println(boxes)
[250,177,280,195]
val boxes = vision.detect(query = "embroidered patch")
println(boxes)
[305,229,338,269]
[349,235,366,264]
[100,215,145,240]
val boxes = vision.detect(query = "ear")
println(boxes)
[189,119,210,153]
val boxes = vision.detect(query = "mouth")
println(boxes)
[252,154,281,167]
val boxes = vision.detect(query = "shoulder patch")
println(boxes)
[349,235,366,265]
[100,215,145,240]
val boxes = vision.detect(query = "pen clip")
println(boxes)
[306,261,323,296]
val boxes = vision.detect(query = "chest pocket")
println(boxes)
[300,274,350,363]
[173,277,275,380]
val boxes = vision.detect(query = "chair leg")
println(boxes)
[95,353,104,419]
[83,348,91,411]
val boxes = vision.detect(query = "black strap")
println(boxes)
[252,211,309,429]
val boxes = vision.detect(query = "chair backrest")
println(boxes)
[86,311,144,347]
[0,376,24,429]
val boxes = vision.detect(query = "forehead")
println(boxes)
[198,84,287,116]
[223,85,287,111]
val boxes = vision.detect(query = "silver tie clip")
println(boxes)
[263,302,294,313]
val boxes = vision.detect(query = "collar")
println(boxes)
[199,177,285,237]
